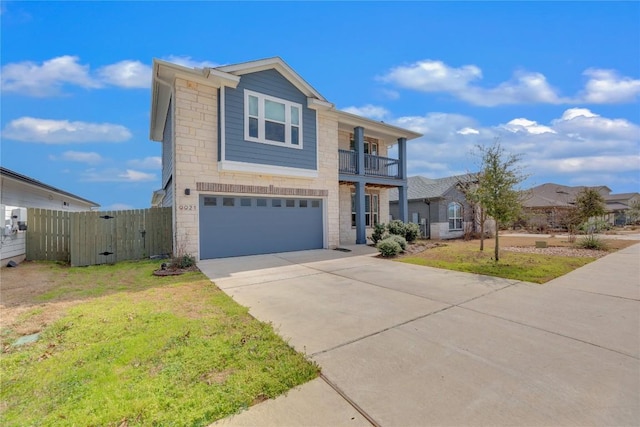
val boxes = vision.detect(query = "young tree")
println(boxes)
[574,188,606,233]
[475,141,528,261]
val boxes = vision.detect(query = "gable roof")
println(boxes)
[389,173,478,202]
[0,167,99,208]
[150,56,422,143]
[216,57,328,102]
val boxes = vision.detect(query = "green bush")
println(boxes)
[579,219,611,234]
[371,223,387,245]
[389,234,407,251]
[170,253,196,269]
[376,238,402,257]
[575,235,608,250]
[388,220,406,237]
[404,222,421,243]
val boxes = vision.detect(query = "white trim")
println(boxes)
[220,86,226,162]
[307,97,334,110]
[217,57,326,101]
[244,89,303,149]
[315,109,319,173]
[336,109,422,140]
[218,160,318,178]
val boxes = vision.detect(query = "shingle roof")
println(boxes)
[389,173,478,202]
[604,192,639,202]
[522,183,611,208]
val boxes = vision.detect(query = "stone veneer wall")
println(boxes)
[172,78,340,259]
[338,185,388,245]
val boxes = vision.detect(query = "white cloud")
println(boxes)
[82,168,157,183]
[341,104,390,121]
[163,55,219,69]
[529,155,640,174]
[104,203,134,211]
[2,117,132,144]
[127,156,161,170]
[381,60,482,92]
[1,55,100,97]
[457,127,480,135]
[97,60,151,88]
[118,169,156,182]
[551,108,639,141]
[580,69,640,104]
[1,56,154,96]
[501,118,556,135]
[55,151,103,164]
[386,108,639,191]
[380,59,639,106]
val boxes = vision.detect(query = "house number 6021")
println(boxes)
[179,205,196,211]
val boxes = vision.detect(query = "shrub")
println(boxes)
[579,219,611,234]
[389,234,407,251]
[376,237,402,257]
[170,253,196,269]
[404,222,420,243]
[575,235,608,251]
[387,220,406,237]
[371,223,387,245]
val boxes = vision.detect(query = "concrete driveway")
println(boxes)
[201,244,640,427]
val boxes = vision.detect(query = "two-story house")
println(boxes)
[149,58,421,260]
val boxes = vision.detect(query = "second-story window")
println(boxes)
[245,90,302,149]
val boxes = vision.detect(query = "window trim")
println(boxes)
[448,202,463,231]
[244,89,303,149]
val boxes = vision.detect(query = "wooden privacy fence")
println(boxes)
[26,208,172,266]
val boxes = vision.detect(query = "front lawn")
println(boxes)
[398,235,638,283]
[0,261,319,426]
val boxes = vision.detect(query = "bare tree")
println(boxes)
[475,140,528,261]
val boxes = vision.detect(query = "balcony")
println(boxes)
[338,149,400,179]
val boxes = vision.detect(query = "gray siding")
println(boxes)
[161,177,173,208]
[390,200,431,223]
[162,98,173,188]
[224,69,317,170]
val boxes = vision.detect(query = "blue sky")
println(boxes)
[1,1,639,210]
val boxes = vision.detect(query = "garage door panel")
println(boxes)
[199,195,323,259]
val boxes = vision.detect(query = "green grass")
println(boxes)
[1,261,319,426]
[399,243,596,283]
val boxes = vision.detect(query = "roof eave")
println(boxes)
[335,110,422,141]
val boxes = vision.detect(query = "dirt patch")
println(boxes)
[1,262,67,306]
[1,262,79,343]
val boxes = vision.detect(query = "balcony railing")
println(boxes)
[338,149,400,179]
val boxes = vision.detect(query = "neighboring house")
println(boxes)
[149,57,421,260]
[522,183,640,228]
[389,174,479,240]
[0,167,99,265]
[603,192,640,225]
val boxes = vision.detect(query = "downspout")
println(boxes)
[423,199,431,239]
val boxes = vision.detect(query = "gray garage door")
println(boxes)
[199,195,323,259]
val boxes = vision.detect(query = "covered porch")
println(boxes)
[335,111,422,245]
